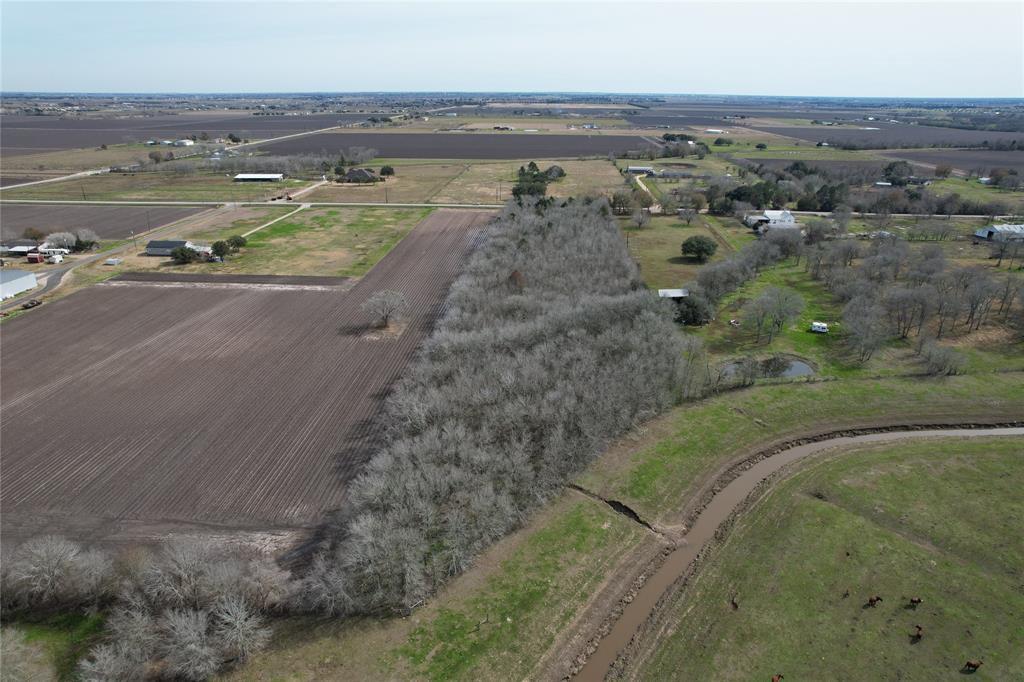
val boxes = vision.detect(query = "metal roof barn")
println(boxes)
[0,270,38,299]
[233,173,284,182]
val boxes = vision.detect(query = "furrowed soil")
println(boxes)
[0,209,493,552]
[0,203,208,240]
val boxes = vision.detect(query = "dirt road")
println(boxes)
[571,425,1024,680]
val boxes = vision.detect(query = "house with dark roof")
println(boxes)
[345,168,378,183]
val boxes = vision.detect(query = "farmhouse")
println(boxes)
[0,270,38,300]
[345,168,378,183]
[974,224,1024,242]
[233,173,284,182]
[744,209,796,229]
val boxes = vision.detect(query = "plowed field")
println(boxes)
[0,209,492,547]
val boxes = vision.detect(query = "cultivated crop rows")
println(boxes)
[0,204,207,241]
[0,209,492,545]
[258,131,657,158]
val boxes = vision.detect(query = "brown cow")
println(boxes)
[909,596,923,607]
[963,660,983,672]
[771,675,784,682]
[731,594,740,610]
[866,595,883,607]
[910,624,923,642]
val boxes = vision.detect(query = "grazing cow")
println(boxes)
[866,595,883,607]
[910,624,923,641]
[842,589,850,599]
[909,596,923,607]
[731,594,740,610]
[771,675,784,682]
[963,660,983,672]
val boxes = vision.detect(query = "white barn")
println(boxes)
[974,224,1024,242]
[744,209,796,229]
[0,270,38,300]
[233,173,284,182]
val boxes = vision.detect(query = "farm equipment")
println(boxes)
[26,253,45,263]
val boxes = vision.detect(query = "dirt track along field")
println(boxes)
[0,209,493,548]
[257,131,657,158]
[0,112,370,157]
[0,204,208,240]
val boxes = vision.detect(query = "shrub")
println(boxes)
[226,235,247,250]
[380,165,395,176]
[21,227,44,242]
[212,241,231,259]
[681,235,718,262]
[170,246,200,264]
[74,229,101,252]
[44,232,76,250]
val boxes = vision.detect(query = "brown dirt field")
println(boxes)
[258,131,657,159]
[0,209,493,550]
[0,204,208,240]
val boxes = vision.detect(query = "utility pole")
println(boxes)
[130,230,137,251]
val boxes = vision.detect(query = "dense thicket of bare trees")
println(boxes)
[295,198,685,614]
[806,237,1021,371]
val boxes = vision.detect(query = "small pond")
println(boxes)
[722,355,816,379]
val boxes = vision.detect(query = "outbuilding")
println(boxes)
[626,166,654,175]
[233,173,284,182]
[145,240,188,256]
[0,270,38,299]
[974,224,1024,242]
[657,288,689,300]
[173,139,195,147]
[744,209,796,229]
[344,168,378,183]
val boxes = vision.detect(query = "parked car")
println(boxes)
[45,254,64,264]
[21,299,41,310]
[810,321,829,333]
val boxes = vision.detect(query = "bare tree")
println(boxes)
[679,207,698,225]
[843,296,888,362]
[44,232,76,250]
[361,290,408,328]
[631,207,650,229]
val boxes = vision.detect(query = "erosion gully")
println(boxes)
[575,426,1024,681]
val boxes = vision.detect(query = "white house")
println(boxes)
[744,209,796,229]
[0,270,38,299]
[173,139,195,147]
[974,224,1024,242]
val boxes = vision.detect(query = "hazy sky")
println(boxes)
[2,0,1022,97]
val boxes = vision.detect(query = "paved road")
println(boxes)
[1,198,504,209]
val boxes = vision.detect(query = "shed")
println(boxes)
[626,166,654,175]
[657,288,689,300]
[0,270,38,299]
[233,173,284,182]
[145,240,188,256]
[173,139,195,147]
[974,224,1024,242]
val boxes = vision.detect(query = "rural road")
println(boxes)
[1,198,504,209]
[0,123,346,192]
[573,424,1024,681]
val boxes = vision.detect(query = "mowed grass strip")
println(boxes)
[578,372,1024,524]
[621,215,730,289]
[636,437,1024,681]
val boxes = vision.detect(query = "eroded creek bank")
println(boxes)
[572,424,1024,681]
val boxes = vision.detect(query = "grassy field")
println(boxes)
[2,613,105,680]
[928,177,1024,211]
[431,159,626,204]
[2,172,309,202]
[210,372,1024,682]
[0,143,158,173]
[621,215,729,289]
[635,436,1024,681]
[86,206,432,278]
[303,164,465,203]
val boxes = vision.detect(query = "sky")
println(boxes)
[2,0,1022,97]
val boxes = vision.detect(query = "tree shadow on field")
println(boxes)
[337,320,375,337]
[278,410,389,571]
